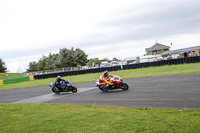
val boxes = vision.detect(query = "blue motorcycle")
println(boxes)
[49,81,77,94]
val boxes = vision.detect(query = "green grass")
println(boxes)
[0,73,28,80]
[0,63,200,90]
[0,103,199,133]
[1,64,200,132]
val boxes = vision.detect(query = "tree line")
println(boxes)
[27,48,88,72]
[0,47,119,73]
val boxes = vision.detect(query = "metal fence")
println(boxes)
[34,56,200,79]
[31,66,81,75]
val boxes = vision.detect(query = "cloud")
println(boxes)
[1,0,200,69]
[97,0,200,39]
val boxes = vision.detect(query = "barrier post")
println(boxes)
[29,75,34,81]
[0,80,3,85]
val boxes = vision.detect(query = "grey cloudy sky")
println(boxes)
[0,0,200,69]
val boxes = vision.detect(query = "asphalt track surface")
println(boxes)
[0,74,200,110]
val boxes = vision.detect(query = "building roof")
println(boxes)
[124,57,138,61]
[145,43,170,51]
[161,45,200,56]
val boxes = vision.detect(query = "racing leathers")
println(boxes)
[55,78,69,90]
[99,73,113,86]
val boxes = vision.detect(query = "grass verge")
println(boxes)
[0,73,28,80]
[0,103,200,133]
[0,63,200,90]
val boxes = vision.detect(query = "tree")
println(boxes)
[58,48,73,67]
[58,48,88,67]
[0,58,7,73]
[48,53,59,69]
[87,59,94,67]
[27,61,38,72]
[87,58,101,67]
[74,48,88,66]
[37,55,48,71]
[27,47,88,71]
[112,57,119,61]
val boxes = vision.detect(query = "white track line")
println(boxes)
[13,87,96,103]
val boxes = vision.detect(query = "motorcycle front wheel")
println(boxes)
[71,86,77,93]
[121,83,129,90]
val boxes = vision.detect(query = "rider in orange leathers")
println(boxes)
[99,71,113,87]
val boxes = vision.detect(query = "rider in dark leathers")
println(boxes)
[55,76,69,91]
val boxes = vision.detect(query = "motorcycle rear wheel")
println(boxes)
[99,86,108,92]
[121,83,129,90]
[71,86,77,93]
[52,87,60,94]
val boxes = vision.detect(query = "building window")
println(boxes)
[193,51,196,56]
[164,49,169,51]
[153,50,157,53]
[147,51,151,55]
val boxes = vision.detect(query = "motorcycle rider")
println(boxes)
[99,71,114,88]
[55,76,69,91]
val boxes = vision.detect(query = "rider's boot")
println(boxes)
[105,84,109,89]
[60,86,65,91]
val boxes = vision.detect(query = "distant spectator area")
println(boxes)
[145,43,170,55]
[161,45,200,59]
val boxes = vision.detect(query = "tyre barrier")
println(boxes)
[33,56,200,79]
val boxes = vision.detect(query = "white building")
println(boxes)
[100,61,111,67]
[111,61,119,66]
[123,57,140,65]
[161,45,200,59]
[140,54,163,63]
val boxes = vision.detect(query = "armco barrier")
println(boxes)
[33,56,200,80]
[1,76,34,85]
[3,76,30,84]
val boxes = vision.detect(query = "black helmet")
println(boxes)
[104,71,109,77]
[57,76,61,79]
